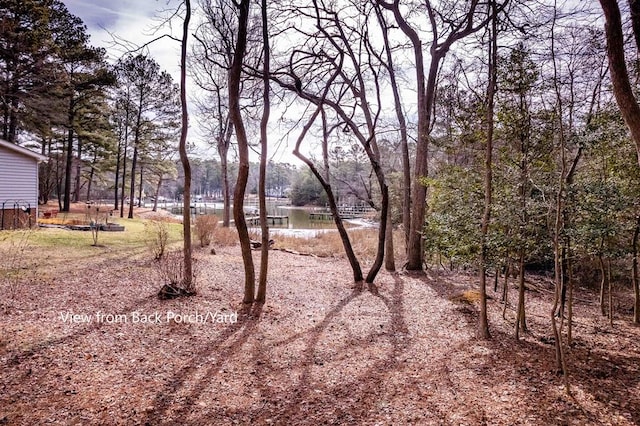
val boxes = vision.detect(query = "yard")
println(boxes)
[0,216,639,425]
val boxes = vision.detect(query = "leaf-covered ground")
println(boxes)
[1,244,639,425]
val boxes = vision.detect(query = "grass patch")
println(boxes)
[272,228,404,261]
[212,226,239,247]
[0,218,184,273]
[38,217,87,226]
[3,220,403,275]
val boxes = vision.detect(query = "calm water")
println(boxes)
[163,201,339,230]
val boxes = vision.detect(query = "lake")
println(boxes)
[160,200,371,234]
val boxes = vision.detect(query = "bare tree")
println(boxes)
[372,3,411,252]
[256,0,270,303]
[179,0,194,293]
[599,0,640,161]
[269,0,390,283]
[270,41,365,282]
[293,105,365,283]
[633,215,640,323]
[192,0,237,227]
[378,0,500,270]
[478,0,499,340]
[549,0,569,390]
[229,0,255,303]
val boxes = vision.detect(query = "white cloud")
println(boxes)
[65,0,183,77]
[64,0,302,164]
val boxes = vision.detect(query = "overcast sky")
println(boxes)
[64,0,183,75]
[63,0,301,164]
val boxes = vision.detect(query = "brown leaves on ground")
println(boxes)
[1,247,639,425]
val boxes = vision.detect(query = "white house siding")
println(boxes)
[0,146,39,209]
[0,142,44,229]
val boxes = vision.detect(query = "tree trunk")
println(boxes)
[334,133,388,282]
[550,249,568,382]
[633,214,640,323]
[364,155,388,284]
[550,7,569,387]
[220,144,230,227]
[385,212,396,272]
[380,2,428,270]
[63,109,74,212]
[599,254,606,316]
[229,0,255,303]
[128,85,146,220]
[608,258,613,327]
[114,138,121,210]
[128,142,138,219]
[55,151,63,211]
[8,90,17,143]
[152,176,163,212]
[86,151,97,201]
[120,140,128,217]
[256,0,270,304]
[39,137,53,204]
[406,57,437,270]
[502,258,509,319]
[502,259,510,301]
[128,94,145,219]
[138,164,144,207]
[73,137,82,203]
[558,246,568,317]
[2,89,8,140]
[478,0,497,340]
[515,249,527,340]
[567,245,574,345]
[178,0,194,293]
[599,0,640,165]
[119,97,131,217]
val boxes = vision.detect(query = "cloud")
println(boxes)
[65,0,182,77]
[65,0,155,31]
[63,0,301,164]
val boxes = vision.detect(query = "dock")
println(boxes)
[246,215,289,226]
[309,205,376,221]
[309,212,333,221]
[170,204,218,216]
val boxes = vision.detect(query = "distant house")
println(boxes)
[0,139,48,229]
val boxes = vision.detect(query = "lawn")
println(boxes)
[0,216,183,275]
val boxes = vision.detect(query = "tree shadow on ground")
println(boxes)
[416,271,640,424]
[3,293,159,366]
[178,275,451,425]
[144,302,265,423]
[6,265,638,425]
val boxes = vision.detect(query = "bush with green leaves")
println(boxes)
[423,168,483,269]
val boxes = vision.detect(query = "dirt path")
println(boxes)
[1,247,638,425]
